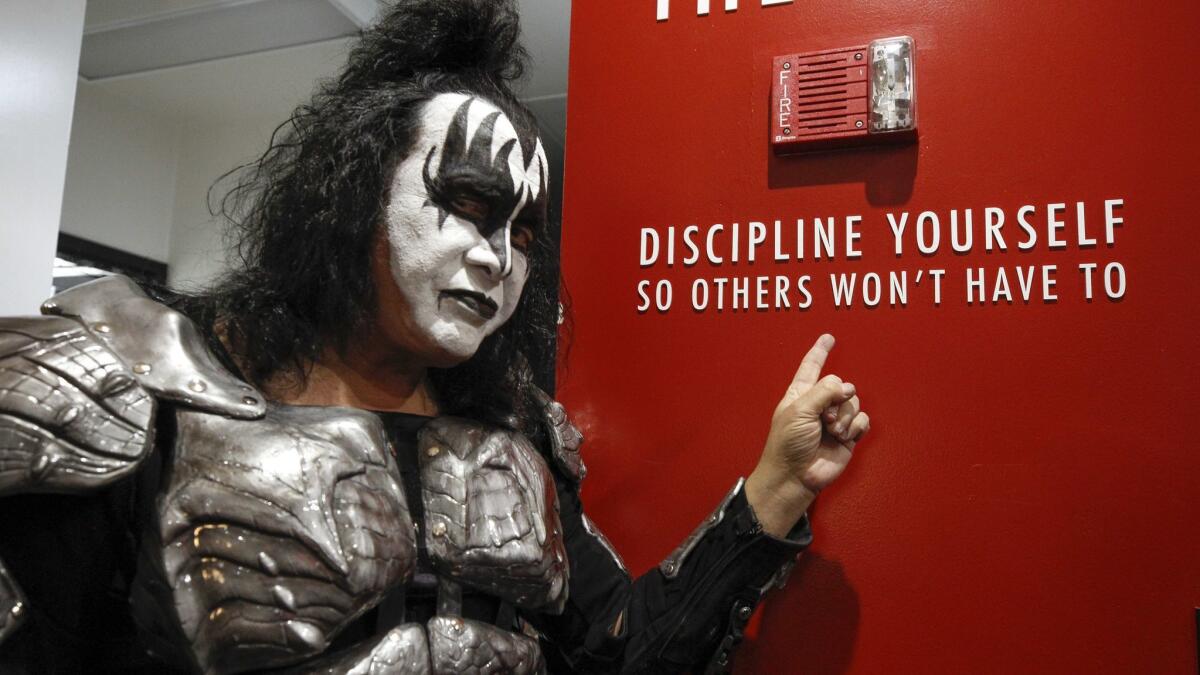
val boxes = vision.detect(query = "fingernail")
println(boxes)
[842,383,855,396]
[820,334,835,348]
[834,422,845,434]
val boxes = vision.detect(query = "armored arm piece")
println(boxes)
[0,313,155,496]
[0,276,267,498]
[0,276,267,646]
[524,394,811,675]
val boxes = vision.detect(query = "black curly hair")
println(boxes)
[172,0,563,430]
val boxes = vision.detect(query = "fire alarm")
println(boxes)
[771,36,916,153]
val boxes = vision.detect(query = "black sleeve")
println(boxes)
[525,471,811,675]
[0,486,176,674]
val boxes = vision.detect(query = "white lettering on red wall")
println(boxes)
[657,0,794,22]
[635,198,1129,314]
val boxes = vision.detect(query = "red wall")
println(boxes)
[559,1,1200,673]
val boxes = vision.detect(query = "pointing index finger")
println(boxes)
[792,333,835,387]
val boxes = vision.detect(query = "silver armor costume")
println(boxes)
[141,404,418,672]
[0,277,811,674]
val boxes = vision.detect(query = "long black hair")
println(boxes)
[172,0,560,430]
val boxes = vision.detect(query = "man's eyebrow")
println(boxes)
[433,157,513,186]
[426,162,517,205]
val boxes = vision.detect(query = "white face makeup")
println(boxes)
[382,93,549,363]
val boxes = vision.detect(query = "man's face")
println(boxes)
[381,93,548,364]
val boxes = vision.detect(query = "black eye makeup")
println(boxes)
[511,222,536,253]
[420,97,549,270]
[447,192,491,223]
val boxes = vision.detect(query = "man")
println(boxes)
[0,1,868,672]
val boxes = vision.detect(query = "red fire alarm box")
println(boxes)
[771,36,917,152]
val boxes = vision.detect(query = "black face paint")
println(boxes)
[507,104,551,253]
[514,155,548,238]
[423,97,530,276]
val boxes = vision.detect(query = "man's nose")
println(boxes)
[465,224,511,278]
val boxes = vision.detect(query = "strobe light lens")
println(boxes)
[869,36,915,133]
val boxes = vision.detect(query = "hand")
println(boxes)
[746,334,870,536]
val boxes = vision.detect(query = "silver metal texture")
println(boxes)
[288,623,431,675]
[418,417,569,614]
[659,478,746,579]
[45,276,266,420]
[427,616,546,674]
[532,388,586,481]
[0,315,154,495]
[145,404,418,674]
[0,558,26,644]
[581,513,628,575]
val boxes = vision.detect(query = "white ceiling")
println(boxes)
[85,0,251,29]
[77,0,570,146]
[85,0,383,32]
[81,0,360,79]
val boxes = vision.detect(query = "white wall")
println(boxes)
[0,0,86,314]
[167,116,279,289]
[60,83,181,263]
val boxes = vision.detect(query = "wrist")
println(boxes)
[745,464,817,538]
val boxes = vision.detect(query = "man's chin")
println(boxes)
[416,318,501,367]
[423,337,485,368]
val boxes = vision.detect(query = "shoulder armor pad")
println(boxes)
[0,313,154,494]
[531,387,586,482]
[43,275,266,420]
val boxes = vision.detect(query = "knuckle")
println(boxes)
[842,398,859,417]
[819,373,843,389]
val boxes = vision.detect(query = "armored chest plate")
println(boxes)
[145,404,418,673]
[417,417,569,614]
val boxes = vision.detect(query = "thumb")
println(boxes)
[797,374,855,416]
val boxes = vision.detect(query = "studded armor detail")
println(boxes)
[427,616,545,674]
[44,276,267,420]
